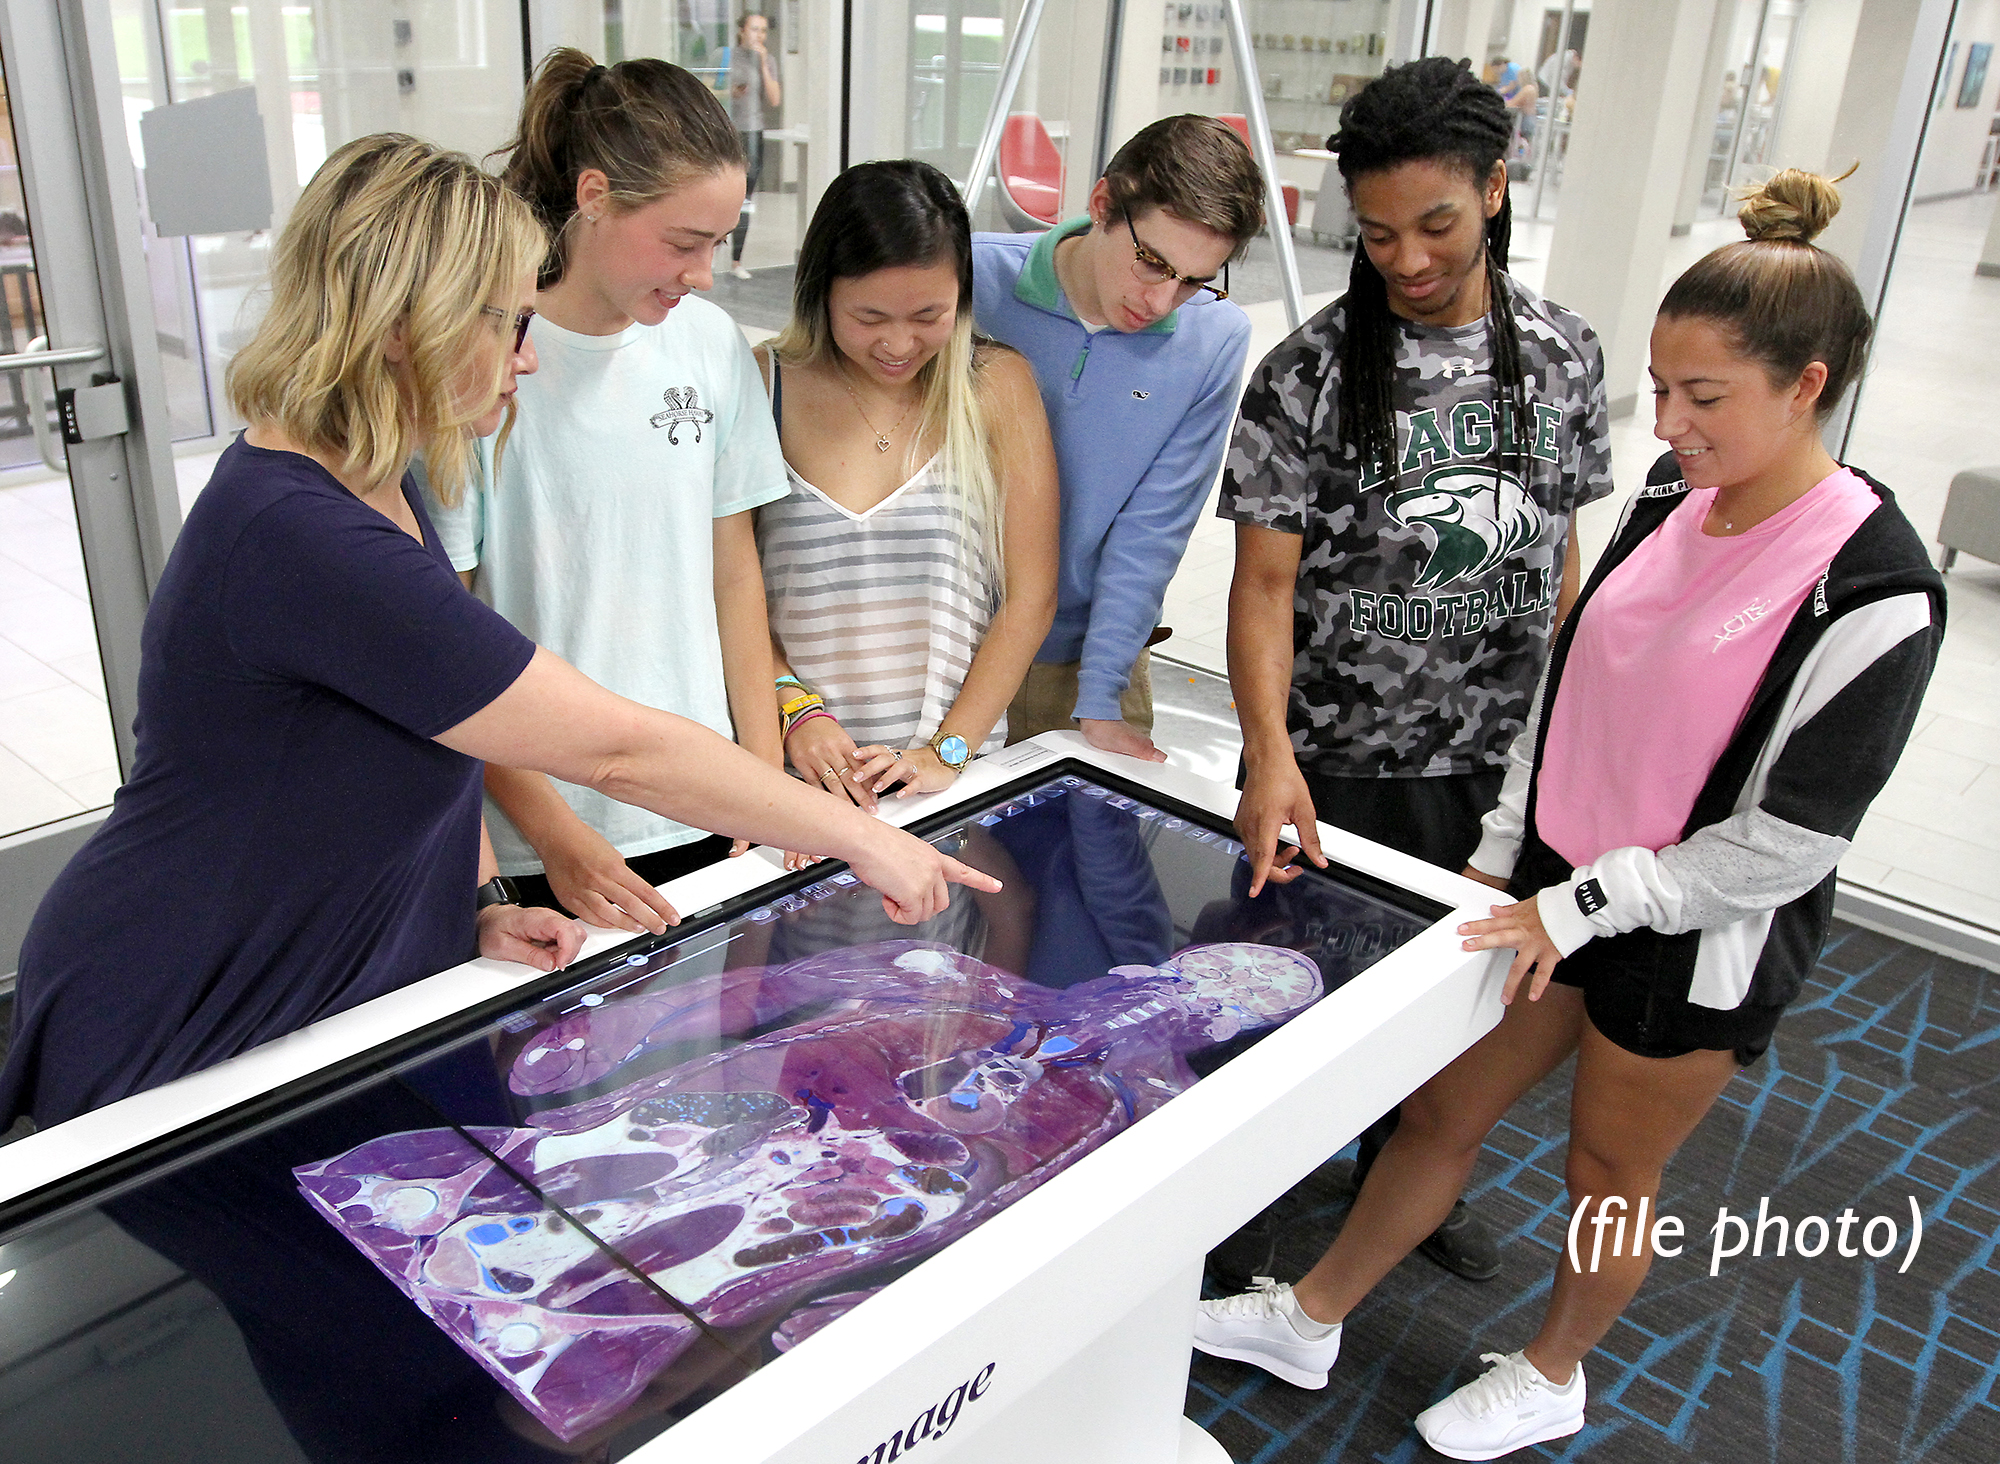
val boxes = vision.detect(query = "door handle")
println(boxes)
[0,340,106,371]
[2,338,110,474]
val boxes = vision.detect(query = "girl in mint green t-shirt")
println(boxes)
[427,48,789,933]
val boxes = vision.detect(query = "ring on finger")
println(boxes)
[818,767,840,785]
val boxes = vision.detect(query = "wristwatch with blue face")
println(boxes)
[928,729,971,771]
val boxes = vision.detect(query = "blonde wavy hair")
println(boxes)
[227,134,547,507]
[768,160,1005,582]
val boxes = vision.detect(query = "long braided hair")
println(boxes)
[1330,58,1526,490]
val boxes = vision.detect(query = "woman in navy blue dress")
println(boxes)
[0,135,996,1130]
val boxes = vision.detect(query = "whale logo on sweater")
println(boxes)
[1386,465,1545,588]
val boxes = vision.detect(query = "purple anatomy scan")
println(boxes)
[293,939,1322,1440]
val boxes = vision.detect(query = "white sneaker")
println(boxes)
[1414,1350,1585,1460]
[1192,1277,1341,1389]
[731,264,752,280]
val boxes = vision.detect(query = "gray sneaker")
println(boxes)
[1192,1277,1342,1389]
[1413,1350,1585,1460]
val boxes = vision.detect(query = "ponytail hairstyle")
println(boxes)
[493,47,743,288]
[1658,166,1872,419]
[227,134,545,508]
[1330,56,1523,488]
[770,160,1005,581]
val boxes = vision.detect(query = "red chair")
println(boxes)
[1218,113,1300,225]
[998,113,1064,229]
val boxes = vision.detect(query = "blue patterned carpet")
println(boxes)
[1187,920,2000,1462]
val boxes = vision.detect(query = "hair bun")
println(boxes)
[1737,166,1847,244]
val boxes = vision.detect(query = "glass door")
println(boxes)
[0,0,183,975]
[1721,0,1802,197]
[908,0,1006,183]
[0,63,125,840]
[1697,0,1805,220]
[98,1,528,469]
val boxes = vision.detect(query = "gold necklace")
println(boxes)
[838,368,917,453]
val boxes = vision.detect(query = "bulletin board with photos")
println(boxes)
[1160,3,1239,106]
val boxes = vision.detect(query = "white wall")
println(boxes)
[1914,0,2000,199]
[847,0,913,163]
[1818,0,1949,267]
[1766,0,1864,174]
[1034,0,1114,217]
[1428,0,1502,63]
[1543,0,1722,415]
[1493,0,1545,68]
[797,0,845,221]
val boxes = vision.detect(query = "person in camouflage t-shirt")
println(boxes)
[1203,60,1608,1303]
[1223,272,1611,776]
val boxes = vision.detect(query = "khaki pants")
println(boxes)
[1005,647,1155,744]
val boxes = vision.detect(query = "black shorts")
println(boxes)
[1294,766,1507,872]
[1546,936,1785,1066]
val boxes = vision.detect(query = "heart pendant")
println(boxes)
[874,435,891,452]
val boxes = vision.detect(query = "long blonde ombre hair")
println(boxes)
[768,160,1005,582]
[227,134,546,508]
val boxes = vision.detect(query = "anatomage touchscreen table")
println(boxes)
[0,763,1443,1463]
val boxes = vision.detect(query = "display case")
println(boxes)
[1243,0,1391,151]
[0,735,1508,1463]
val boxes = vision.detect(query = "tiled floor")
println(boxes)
[0,453,217,841]
[0,473,120,831]
[2,196,1994,933]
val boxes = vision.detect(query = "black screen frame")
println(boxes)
[0,757,1450,1236]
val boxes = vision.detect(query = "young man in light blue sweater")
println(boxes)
[973,116,1265,760]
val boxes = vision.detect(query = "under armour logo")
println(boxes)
[649,385,714,443]
[1439,358,1475,379]
[1131,389,1151,400]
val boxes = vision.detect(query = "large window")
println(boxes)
[103,0,528,458]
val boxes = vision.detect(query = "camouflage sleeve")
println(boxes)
[1554,306,1615,511]
[1216,342,1316,535]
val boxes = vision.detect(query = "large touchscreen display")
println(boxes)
[1,764,1442,1462]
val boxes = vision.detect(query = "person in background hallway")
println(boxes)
[728,10,782,281]
[1538,46,1579,102]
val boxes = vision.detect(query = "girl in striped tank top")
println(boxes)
[756,161,1057,857]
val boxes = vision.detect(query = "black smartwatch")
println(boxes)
[475,875,520,911]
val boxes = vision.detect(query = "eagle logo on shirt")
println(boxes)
[1386,465,1546,588]
[649,385,714,444]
